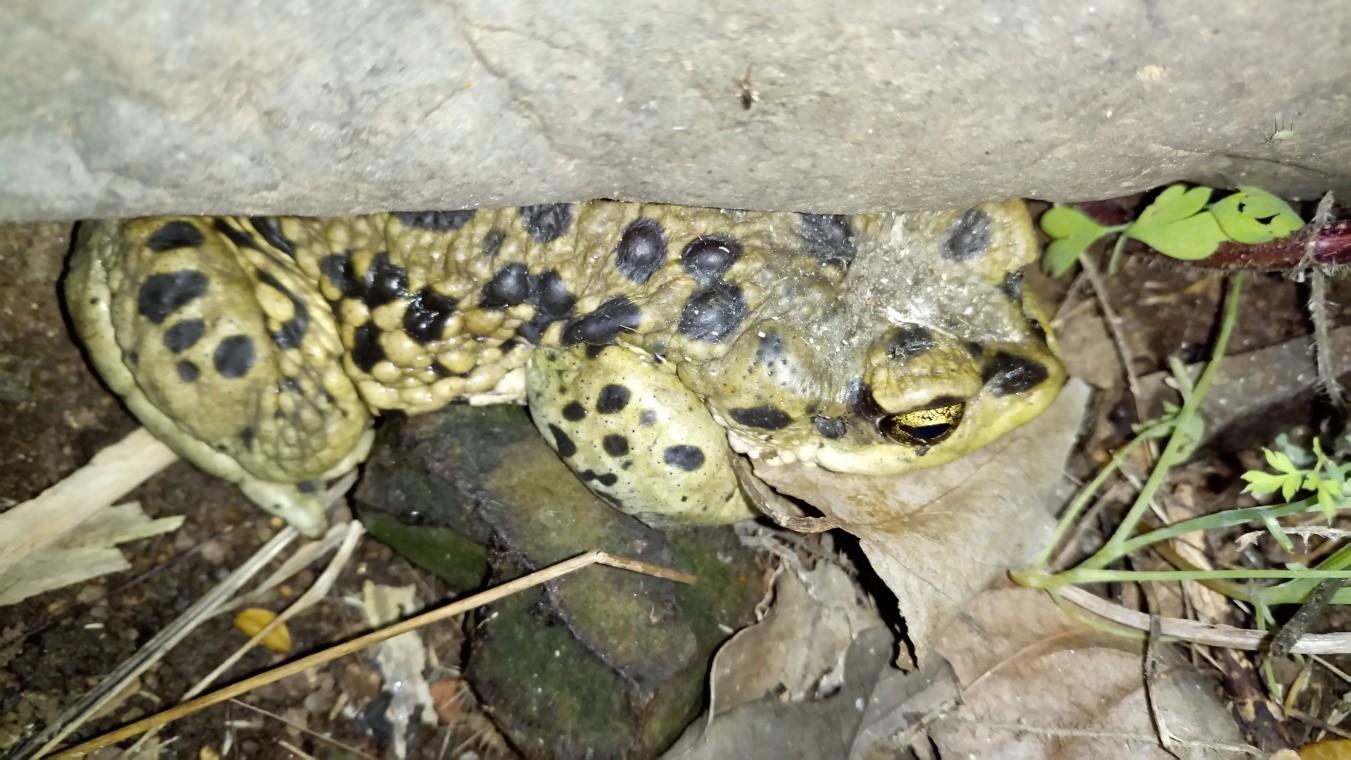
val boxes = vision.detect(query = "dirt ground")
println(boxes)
[1,210,1348,758]
[0,224,500,758]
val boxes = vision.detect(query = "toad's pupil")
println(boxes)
[879,400,965,445]
[887,419,955,444]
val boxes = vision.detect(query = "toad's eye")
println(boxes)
[880,401,965,445]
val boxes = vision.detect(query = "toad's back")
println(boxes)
[68,200,1064,533]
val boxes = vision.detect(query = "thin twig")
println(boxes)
[278,739,319,760]
[228,699,378,760]
[1079,253,1149,428]
[48,551,694,757]
[1270,579,1347,658]
[931,717,1261,756]
[1055,585,1351,654]
[1144,615,1183,758]
[18,527,300,759]
[187,520,366,700]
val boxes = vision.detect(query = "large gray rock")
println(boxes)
[2,1,1347,221]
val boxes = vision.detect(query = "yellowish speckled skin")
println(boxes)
[66,201,1064,534]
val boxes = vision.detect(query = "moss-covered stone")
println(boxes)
[354,405,763,759]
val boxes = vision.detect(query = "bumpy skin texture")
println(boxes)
[66,201,1065,534]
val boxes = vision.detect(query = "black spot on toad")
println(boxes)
[162,319,205,353]
[362,253,409,307]
[681,235,742,284]
[562,401,587,421]
[528,269,576,320]
[887,323,936,361]
[212,335,256,378]
[248,217,295,256]
[602,434,630,457]
[395,209,477,231]
[814,415,847,439]
[596,384,631,414]
[403,287,459,344]
[146,221,205,252]
[800,214,856,267]
[941,208,993,261]
[352,323,386,373]
[548,423,577,457]
[982,352,1049,396]
[137,270,209,324]
[176,360,200,382]
[212,219,259,250]
[729,404,792,430]
[519,203,573,243]
[320,251,361,299]
[678,282,747,342]
[562,296,640,346]
[480,263,530,308]
[1001,271,1024,302]
[616,218,667,283]
[663,445,705,471]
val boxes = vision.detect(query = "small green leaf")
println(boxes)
[1044,238,1089,277]
[1041,205,1106,238]
[1317,487,1337,520]
[1040,206,1107,276]
[1138,185,1215,225]
[1265,449,1300,475]
[1208,187,1304,244]
[1282,476,1299,502]
[1126,211,1229,260]
[1241,471,1287,494]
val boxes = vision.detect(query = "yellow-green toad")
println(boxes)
[67,201,1064,535]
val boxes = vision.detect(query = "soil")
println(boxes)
[0,224,502,759]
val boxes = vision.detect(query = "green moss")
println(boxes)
[360,511,489,591]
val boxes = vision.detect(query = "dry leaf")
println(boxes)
[0,428,176,586]
[428,679,463,724]
[930,586,1249,759]
[707,560,882,719]
[0,501,183,606]
[233,607,293,653]
[753,379,1090,659]
[663,627,895,759]
[1300,741,1351,760]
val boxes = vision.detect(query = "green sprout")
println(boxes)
[1017,277,1351,611]
[1242,438,1349,521]
[1040,184,1305,276]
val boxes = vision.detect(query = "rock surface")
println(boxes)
[354,405,763,759]
[3,1,1347,222]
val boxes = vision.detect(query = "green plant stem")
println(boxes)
[1107,228,1131,274]
[1028,433,1152,572]
[1113,498,1320,558]
[1080,275,1245,570]
[1065,569,1351,583]
[1257,542,1351,606]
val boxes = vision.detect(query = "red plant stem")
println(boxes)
[1194,220,1351,271]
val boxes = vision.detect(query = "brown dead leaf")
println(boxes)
[1299,740,1351,760]
[0,501,183,606]
[930,587,1250,759]
[707,560,882,719]
[753,380,1090,659]
[428,679,463,724]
